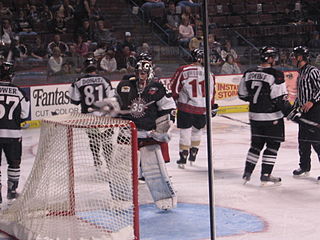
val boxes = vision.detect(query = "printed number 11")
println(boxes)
[189,79,205,97]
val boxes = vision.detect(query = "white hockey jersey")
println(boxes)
[171,63,215,115]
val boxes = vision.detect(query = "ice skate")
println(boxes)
[260,174,281,186]
[177,150,188,169]
[188,147,199,166]
[7,180,19,201]
[292,168,310,178]
[242,172,251,184]
[317,176,320,184]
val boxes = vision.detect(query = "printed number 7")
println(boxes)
[251,81,262,104]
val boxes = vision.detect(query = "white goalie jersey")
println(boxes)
[171,63,215,115]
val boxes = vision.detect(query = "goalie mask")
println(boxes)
[0,61,14,82]
[135,60,154,81]
[83,57,97,73]
[259,46,279,63]
[191,48,204,64]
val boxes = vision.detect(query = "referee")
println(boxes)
[290,46,320,179]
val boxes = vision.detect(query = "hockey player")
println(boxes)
[92,59,177,210]
[289,46,320,180]
[0,61,30,203]
[69,58,114,167]
[170,48,216,169]
[238,46,291,185]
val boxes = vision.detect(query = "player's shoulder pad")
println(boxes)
[263,68,285,84]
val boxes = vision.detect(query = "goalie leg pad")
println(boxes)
[140,144,177,210]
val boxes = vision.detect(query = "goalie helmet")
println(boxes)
[135,60,154,80]
[292,46,310,61]
[259,46,278,62]
[0,61,14,82]
[191,48,204,63]
[83,57,97,73]
[136,52,152,62]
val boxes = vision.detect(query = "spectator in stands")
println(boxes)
[15,9,37,36]
[120,32,137,52]
[47,0,64,12]
[93,42,107,60]
[164,1,180,45]
[75,19,95,42]
[51,12,67,34]
[115,45,136,73]
[75,35,89,57]
[56,0,75,22]
[208,33,222,74]
[30,36,48,60]
[181,5,199,30]
[220,40,238,62]
[276,49,294,71]
[188,27,203,51]
[39,4,53,22]
[0,1,13,18]
[137,42,152,56]
[28,4,41,24]
[74,0,90,33]
[59,61,75,75]
[47,34,69,56]
[1,18,16,47]
[220,54,241,75]
[140,0,165,22]
[100,48,117,73]
[178,18,194,48]
[308,31,320,49]
[94,19,116,48]
[65,43,82,72]
[10,36,28,61]
[88,0,103,21]
[48,46,64,75]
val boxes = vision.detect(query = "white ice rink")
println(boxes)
[1,112,320,240]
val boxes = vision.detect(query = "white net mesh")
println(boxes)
[0,113,139,240]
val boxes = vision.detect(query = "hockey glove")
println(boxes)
[211,104,219,117]
[89,97,121,117]
[287,108,302,122]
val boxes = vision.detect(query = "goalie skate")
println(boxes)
[260,174,281,187]
[155,196,177,210]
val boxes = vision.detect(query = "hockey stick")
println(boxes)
[217,114,250,125]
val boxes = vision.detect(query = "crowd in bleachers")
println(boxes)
[1,0,320,79]
[0,0,157,78]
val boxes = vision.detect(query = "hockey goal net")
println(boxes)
[0,113,139,240]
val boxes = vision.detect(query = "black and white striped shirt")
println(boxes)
[295,64,320,107]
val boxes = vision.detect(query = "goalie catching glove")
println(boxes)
[88,97,121,117]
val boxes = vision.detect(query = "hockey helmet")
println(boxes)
[136,52,152,62]
[0,61,14,82]
[135,60,154,80]
[191,48,204,63]
[259,46,278,62]
[291,46,310,60]
[83,57,97,73]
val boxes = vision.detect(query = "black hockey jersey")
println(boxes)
[69,74,114,113]
[0,82,30,140]
[238,66,287,122]
[116,78,176,131]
